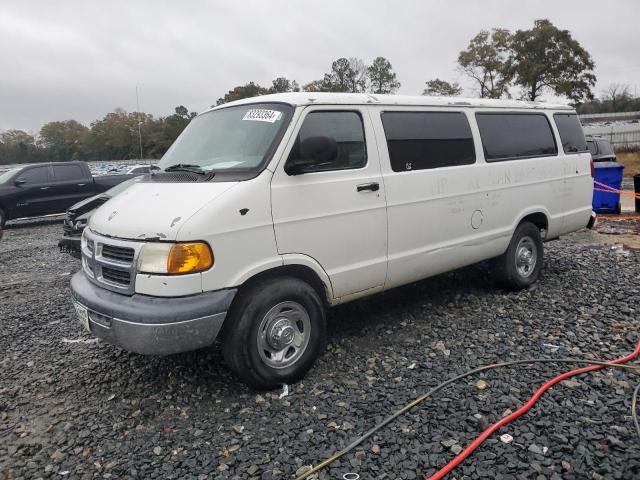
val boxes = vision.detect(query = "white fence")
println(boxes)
[582,123,640,149]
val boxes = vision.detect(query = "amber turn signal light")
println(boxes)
[167,242,213,274]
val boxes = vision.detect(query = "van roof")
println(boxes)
[208,92,574,112]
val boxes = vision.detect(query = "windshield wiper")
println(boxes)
[163,164,213,176]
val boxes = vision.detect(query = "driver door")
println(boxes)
[271,106,388,300]
[14,165,54,218]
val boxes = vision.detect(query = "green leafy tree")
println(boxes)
[367,57,400,94]
[458,29,512,98]
[321,57,369,93]
[38,120,89,162]
[145,106,197,157]
[423,78,463,96]
[0,130,40,165]
[87,109,156,160]
[509,19,595,103]
[269,77,300,93]
[216,82,268,106]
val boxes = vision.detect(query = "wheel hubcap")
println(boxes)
[515,236,537,278]
[257,301,310,369]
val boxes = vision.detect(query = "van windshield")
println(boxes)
[158,103,293,173]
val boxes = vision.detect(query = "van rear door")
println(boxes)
[271,106,388,299]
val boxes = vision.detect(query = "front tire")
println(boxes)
[222,277,326,389]
[493,221,543,290]
[0,208,5,228]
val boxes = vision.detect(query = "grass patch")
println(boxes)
[616,151,640,177]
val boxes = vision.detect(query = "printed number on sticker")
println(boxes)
[242,109,282,123]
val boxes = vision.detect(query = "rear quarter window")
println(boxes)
[53,164,86,182]
[381,111,475,172]
[476,113,557,162]
[553,113,588,153]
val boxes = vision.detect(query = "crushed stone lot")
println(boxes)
[1,217,639,480]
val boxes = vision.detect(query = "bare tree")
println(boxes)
[602,83,631,112]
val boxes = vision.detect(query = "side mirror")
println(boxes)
[14,177,26,186]
[285,136,338,175]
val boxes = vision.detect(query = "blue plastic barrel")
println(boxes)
[592,161,625,213]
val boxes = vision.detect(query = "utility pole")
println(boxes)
[136,86,143,160]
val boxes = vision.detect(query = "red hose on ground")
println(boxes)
[427,339,640,480]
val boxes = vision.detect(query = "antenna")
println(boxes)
[136,86,143,160]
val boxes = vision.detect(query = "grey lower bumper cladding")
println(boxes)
[70,272,236,355]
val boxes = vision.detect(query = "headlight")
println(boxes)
[74,219,87,230]
[138,242,213,275]
[80,230,88,250]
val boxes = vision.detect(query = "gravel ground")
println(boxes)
[1,217,639,480]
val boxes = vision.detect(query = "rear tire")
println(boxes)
[492,221,543,290]
[222,277,326,390]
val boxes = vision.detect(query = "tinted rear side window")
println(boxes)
[587,140,597,155]
[553,113,588,153]
[53,164,85,181]
[476,113,557,162]
[381,111,475,172]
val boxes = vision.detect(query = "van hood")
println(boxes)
[89,181,238,241]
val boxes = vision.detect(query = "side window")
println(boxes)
[53,164,85,182]
[20,167,49,184]
[476,113,557,162]
[553,113,588,153]
[587,140,597,156]
[286,111,366,173]
[381,111,475,172]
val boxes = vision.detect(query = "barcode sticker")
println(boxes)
[242,109,282,123]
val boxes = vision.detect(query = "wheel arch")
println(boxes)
[519,211,548,231]
[232,260,333,308]
[514,209,551,238]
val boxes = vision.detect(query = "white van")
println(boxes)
[70,93,594,388]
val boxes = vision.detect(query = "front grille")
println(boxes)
[101,266,131,286]
[102,245,135,263]
[81,230,142,294]
[82,256,94,275]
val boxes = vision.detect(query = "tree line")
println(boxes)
[2,18,636,166]
[0,106,197,166]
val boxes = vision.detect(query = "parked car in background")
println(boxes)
[127,164,156,174]
[59,176,144,257]
[0,161,135,227]
[586,135,616,162]
[70,93,593,389]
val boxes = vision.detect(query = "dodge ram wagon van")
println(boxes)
[70,93,593,388]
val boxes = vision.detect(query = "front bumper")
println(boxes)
[70,272,236,355]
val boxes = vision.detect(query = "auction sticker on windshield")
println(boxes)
[242,109,282,123]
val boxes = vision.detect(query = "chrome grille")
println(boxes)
[102,245,135,263]
[81,230,143,295]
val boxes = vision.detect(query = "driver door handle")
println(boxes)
[39,186,50,190]
[357,182,379,192]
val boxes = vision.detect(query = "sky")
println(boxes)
[1,0,639,134]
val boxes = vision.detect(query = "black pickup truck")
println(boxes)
[0,161,134,227]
